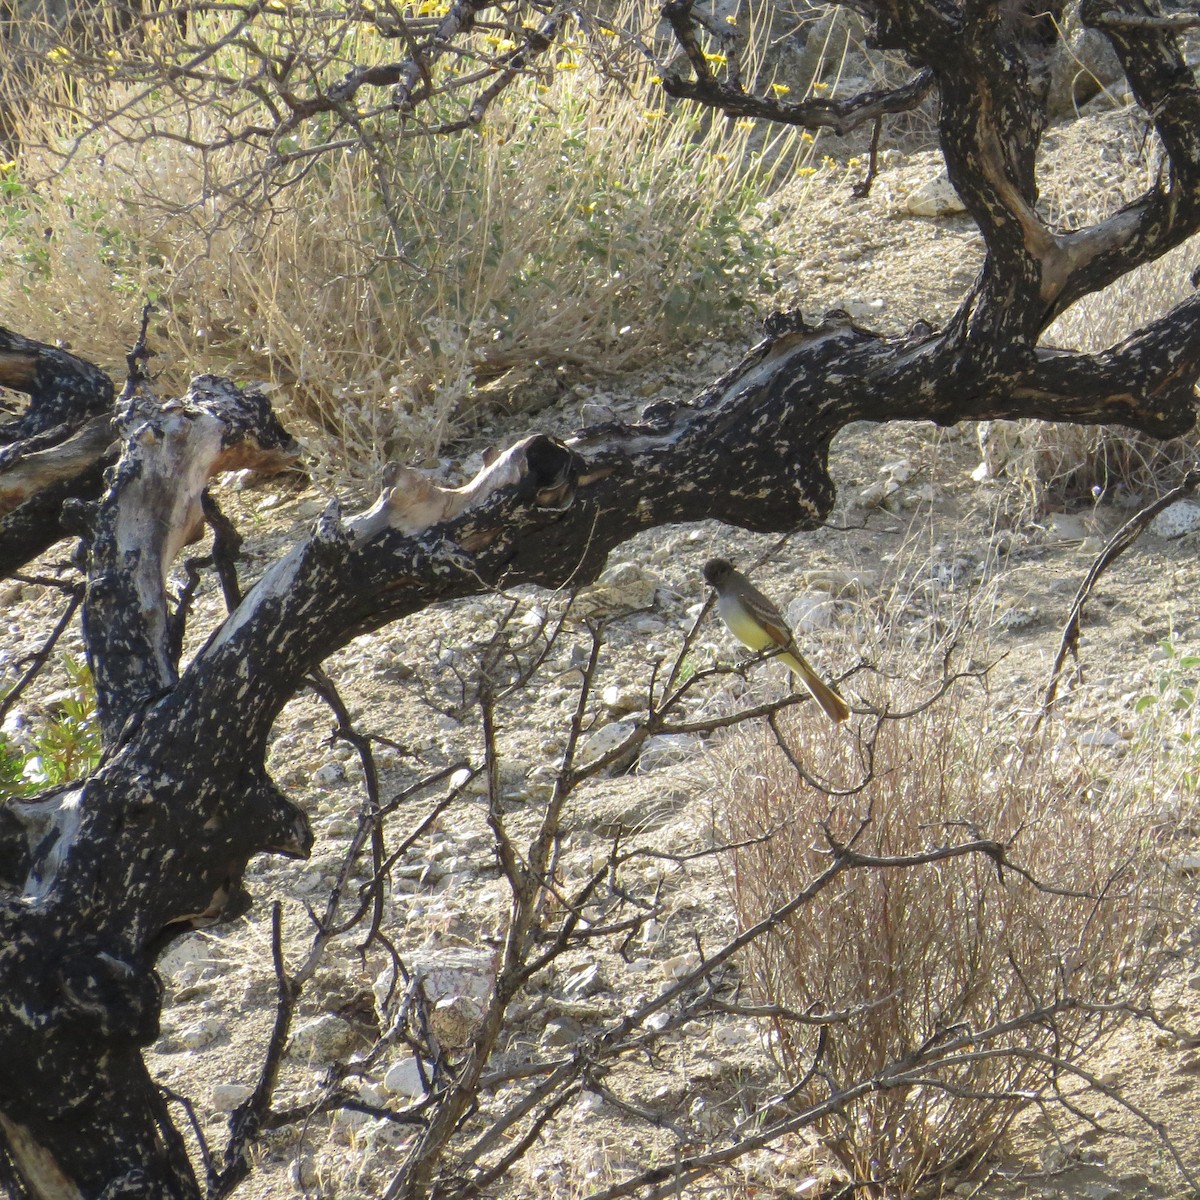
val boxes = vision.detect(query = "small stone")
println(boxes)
[383,1056,430,1098]
[637,734,702,774]
[311,761,346,788]
[288,1013,358,1063]
[580,721,637,771]
[601,683,644,713]
[179,1017,225,1050]
[541,1016,584,1048]
[784,593,836,632]
[902,174,966,217]
[1150,500,1200,539]
[562,961,605,999]
[1077,727,1123,748]
[645,1011,671,1032]
[211,1082,254,1111]
[290,1156,318,1189]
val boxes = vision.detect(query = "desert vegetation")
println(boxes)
[1,2,1200,1199]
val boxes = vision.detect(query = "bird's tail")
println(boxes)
[780,649,851,723]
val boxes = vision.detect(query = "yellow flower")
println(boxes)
[556,59,579,70]
[813,80,829,90]
[800,131,814,142]
[0,160,15,173]
[47,46,69,63]
[798,166,816,176]
[643,110,665,120]
[649,74,662,85]
[704,52,727,66]
[714,153,728,162]
[770,83,790,96]
[735,119,753,129]
[724,13,737,23]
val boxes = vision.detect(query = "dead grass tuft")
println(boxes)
[0,0,791,494]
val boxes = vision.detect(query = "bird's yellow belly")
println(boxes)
[718,595,776,652]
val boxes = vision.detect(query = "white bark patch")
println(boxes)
[0,1111,86,1199]
[350,437,542,540]
[0,416,114,518]
[13,786,84,901]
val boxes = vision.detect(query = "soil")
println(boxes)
[7,108,1200,1199]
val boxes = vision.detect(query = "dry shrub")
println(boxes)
[718,691,1170,1196]
[0,1,788,492]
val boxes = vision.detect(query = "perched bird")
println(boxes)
[703,557,850,723]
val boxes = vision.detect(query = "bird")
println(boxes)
[702,557,850,723]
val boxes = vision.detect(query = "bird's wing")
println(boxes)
[737,583,794,650]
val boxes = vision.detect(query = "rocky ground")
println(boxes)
[6,105,1200,1199]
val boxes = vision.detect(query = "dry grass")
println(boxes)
[716,683,1173,1197]
[0,1,792,493]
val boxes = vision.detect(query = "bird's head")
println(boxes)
[702,558,734,587]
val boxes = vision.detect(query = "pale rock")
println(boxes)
[580,721,637,771]
[636,734,702,774]
[1077,728,1123,748]
[601,682,644,713]
[383,1055,431,1098]
[311,761,346,788]
[541,1015,584,1048]
[785,593,836,632]
[645,1010,671,1032]
[288,1013,358,1062]
[290,1156,318,1189]
[179,1016,225,1050]
[1044,512,1090,542]
[211,1082,254,1111]
[1150,500,1200,539]
[713,1021,755,1046]
[662,952,701,980]
[562,960,605,999]
[903,174,966,217]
